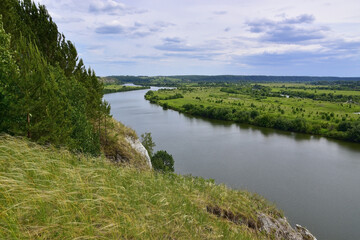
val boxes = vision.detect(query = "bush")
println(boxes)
[151,150,175,172]
[347,122,360,142]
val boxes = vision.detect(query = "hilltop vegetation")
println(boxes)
[0,135,281,239]
[103,75,360,86]
[0,0,109,155]
[145,83,360,142]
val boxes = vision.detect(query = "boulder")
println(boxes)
[257,213,316,240]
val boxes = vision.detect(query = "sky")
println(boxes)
[35,0,360,77]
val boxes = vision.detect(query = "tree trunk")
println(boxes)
[105,115,107,146]
[98,113,101,141]
[27,112,31,138]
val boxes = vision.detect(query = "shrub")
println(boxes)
[151,150,175,172]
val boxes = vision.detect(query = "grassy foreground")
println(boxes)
[0,135,281,239]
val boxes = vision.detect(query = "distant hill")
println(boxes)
[104,75,360,86]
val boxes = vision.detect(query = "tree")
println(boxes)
[151,150,174,173]
[0,1,105,155]
[0,15,18,132]
[141,132,156,157]
[347,122,360,142]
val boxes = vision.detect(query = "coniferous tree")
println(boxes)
[0,16,19,132]
[0,1,110,155]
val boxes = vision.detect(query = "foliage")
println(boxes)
[141,132,156,157]
[151,150,175,172]
[0,1,109,155]
[0,15,18,132]
[346,121,360,142]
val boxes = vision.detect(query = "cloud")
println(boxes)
[94,21,173,37]
[89,0,125,13]
[34,0,360,76]
[238,51,332,66]
[55,17,84,23]
[155,43,200,52]
[95,24,125,34]
[153,38,223,63]
[164,52,221,61]
[247,14,328,43]
[282,14,315,24]
[154,21,176,28]
[263,26,327,43]
[163,37,183,43]
[326,40,360,52]
[87,45,104,50]
[154,37,221,53]
[213,11,227,15]
[89,0,147,15]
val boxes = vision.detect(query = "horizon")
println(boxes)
[35,0,360,77]
[103,74,360,78]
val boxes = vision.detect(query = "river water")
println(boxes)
[104,87,360,240]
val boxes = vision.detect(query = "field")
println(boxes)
[145,83,360,142]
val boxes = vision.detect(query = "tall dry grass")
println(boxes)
[0,135,280,239]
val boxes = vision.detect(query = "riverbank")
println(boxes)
[144,87,360,143]
[0,134,316,239]
[103,84,150,94]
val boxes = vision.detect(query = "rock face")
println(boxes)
[206,205,316,240]
[125,136,152,169]
[257,213,317,240]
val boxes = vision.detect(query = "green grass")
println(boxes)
[146,86,360,142]
[0,135,280,239]
[154,87,360,122]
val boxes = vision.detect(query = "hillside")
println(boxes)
[0,134,291,239]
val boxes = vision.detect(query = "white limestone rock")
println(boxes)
[125,136,152,169]
[257,213,316,240]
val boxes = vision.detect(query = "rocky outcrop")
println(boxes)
[295,224,317,240]
[207,205,316,240]
[125,136,152,169]
[257,213,317,240]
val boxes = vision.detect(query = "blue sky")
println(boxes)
[36,0,360,77]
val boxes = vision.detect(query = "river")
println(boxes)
[104,87,360,240]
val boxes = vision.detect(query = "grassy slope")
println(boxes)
[0,135,281,239]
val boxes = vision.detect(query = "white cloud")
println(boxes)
[34,0,360,76]
[89,0,126,13]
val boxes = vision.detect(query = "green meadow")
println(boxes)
[145,83,360,142]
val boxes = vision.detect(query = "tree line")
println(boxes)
[0,0,110,155]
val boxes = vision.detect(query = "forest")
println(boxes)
[0,0,111,155]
